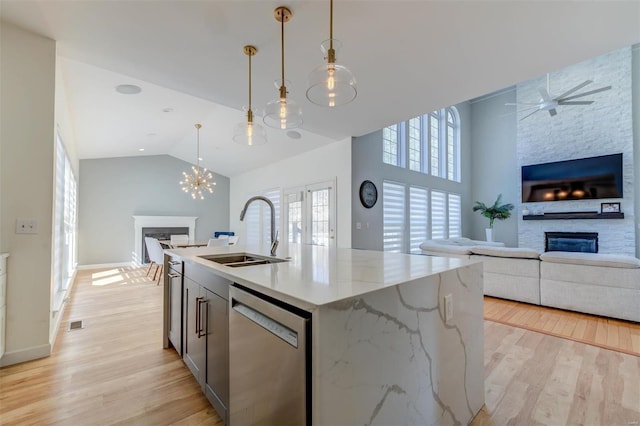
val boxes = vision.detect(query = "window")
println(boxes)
[382,124,400,166]
[244,189,280,247]
[384,182,462,253]
[382,181,405,252]
[382,106,460,182]
[52,134,77,310]
[409,186,429,253]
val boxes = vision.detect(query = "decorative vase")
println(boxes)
[522,206,529,216]
[485,228,493,242]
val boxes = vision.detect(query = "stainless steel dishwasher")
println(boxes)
[229,285,311,426]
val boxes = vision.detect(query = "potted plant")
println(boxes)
[472,194,514,242]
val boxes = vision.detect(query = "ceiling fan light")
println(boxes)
[306,61,356,107]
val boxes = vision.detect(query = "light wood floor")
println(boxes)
[1,268,638,425]
[0,267,222,426]
[484,296,640,357]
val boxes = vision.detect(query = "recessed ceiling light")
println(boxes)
[147,133,157,137]
[287,130,302,139]
[115,84,142,95]
[162,107,174,113]
[199,157,203,161]
[139,148,145,152]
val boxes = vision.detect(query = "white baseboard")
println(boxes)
[76,262,134,270]
[0,343,51,367]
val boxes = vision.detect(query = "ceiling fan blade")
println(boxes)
[505,102,540,106]
[558,100,594,105]
[555,80,592,100]
[520,109,541,120]
[560,86,612,101]
[538,87,552,102]
[548,108,557,117]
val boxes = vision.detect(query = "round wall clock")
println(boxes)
[359,180,378,208]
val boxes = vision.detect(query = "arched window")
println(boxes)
[382,106,460,182]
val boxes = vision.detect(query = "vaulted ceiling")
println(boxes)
[2,1,639,176]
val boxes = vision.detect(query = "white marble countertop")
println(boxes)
[166,244,478,308]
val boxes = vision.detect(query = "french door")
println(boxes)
[283,180,336,248]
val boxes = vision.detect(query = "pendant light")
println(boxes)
[306,0,357,107]
[179,124,216,200]
[233,45,267,146]
[264,6,303,130]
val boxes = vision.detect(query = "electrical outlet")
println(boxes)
[356,222,362,230]
[444,294,453,324]
[15,218,38,234]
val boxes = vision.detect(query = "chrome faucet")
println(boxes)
[240,196,279,256]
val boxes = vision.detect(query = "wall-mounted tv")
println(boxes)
[522,153,623,202]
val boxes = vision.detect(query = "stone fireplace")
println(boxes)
[545,232,598,253]
[133,216,197,265]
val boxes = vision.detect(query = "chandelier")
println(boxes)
[180,123,216,199]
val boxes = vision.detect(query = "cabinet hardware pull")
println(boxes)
[195,296,202,334]
[169,260,181,265]
[198,299,208,338]
[168,273,180,278]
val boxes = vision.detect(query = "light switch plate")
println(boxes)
[16,219,38,234]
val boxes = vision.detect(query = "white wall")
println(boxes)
[230,138,352,249]
[517,47,635,255]
[0,21,56,365]
[78,155,230,265]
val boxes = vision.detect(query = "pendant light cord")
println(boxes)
[248,51,252,111]
[280,14,285,88]
[329,0,333,50]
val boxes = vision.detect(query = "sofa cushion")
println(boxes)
[470,246,540,259]
[540,251,640,269]
[420,241,474,255]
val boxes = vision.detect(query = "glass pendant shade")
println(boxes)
[264,94,303,130]
[306,57,357,107]
[233,112,267,146]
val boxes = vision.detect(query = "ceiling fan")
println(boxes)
[506,73,612,120]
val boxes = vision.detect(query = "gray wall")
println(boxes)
[634,44,640,257]
[469,89,519,246]
[351,102,472,250]
[78,155,230,265]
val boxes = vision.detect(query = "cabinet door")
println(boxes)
[204,288,229,420]
[183,277,205,384]
[167,272,183,354]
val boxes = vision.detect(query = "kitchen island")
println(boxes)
[164,244,484,425]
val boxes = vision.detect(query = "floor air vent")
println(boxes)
[68,320,84,331]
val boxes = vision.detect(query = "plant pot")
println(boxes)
[485,228,493,242]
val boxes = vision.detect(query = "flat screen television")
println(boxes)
[522,153,623,202]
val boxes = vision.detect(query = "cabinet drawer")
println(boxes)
[184,262,230,300]
[165,254,183,275]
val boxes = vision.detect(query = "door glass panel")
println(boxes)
[310,189,329,246]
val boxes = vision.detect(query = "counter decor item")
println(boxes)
[472,193,514,242]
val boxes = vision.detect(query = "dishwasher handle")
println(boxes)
[230,286,308,350]
[232,302,298,348]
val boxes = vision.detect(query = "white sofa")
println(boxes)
[421,239,640,322]
[419,237,504,258]
[540,252,640,323]
[470,246,541,305]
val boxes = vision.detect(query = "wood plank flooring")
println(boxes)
[0,267,222,426]
[1,268,638,425]
[484,296,640,357]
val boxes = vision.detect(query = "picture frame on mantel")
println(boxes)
[601,202,621,213]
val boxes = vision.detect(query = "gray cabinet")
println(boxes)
[182,262,230,424]
[166,255,183,354]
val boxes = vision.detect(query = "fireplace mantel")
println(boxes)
[133,216,197,265]
[523,212,624,220]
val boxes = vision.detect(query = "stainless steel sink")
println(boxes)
[199,252,287,268]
